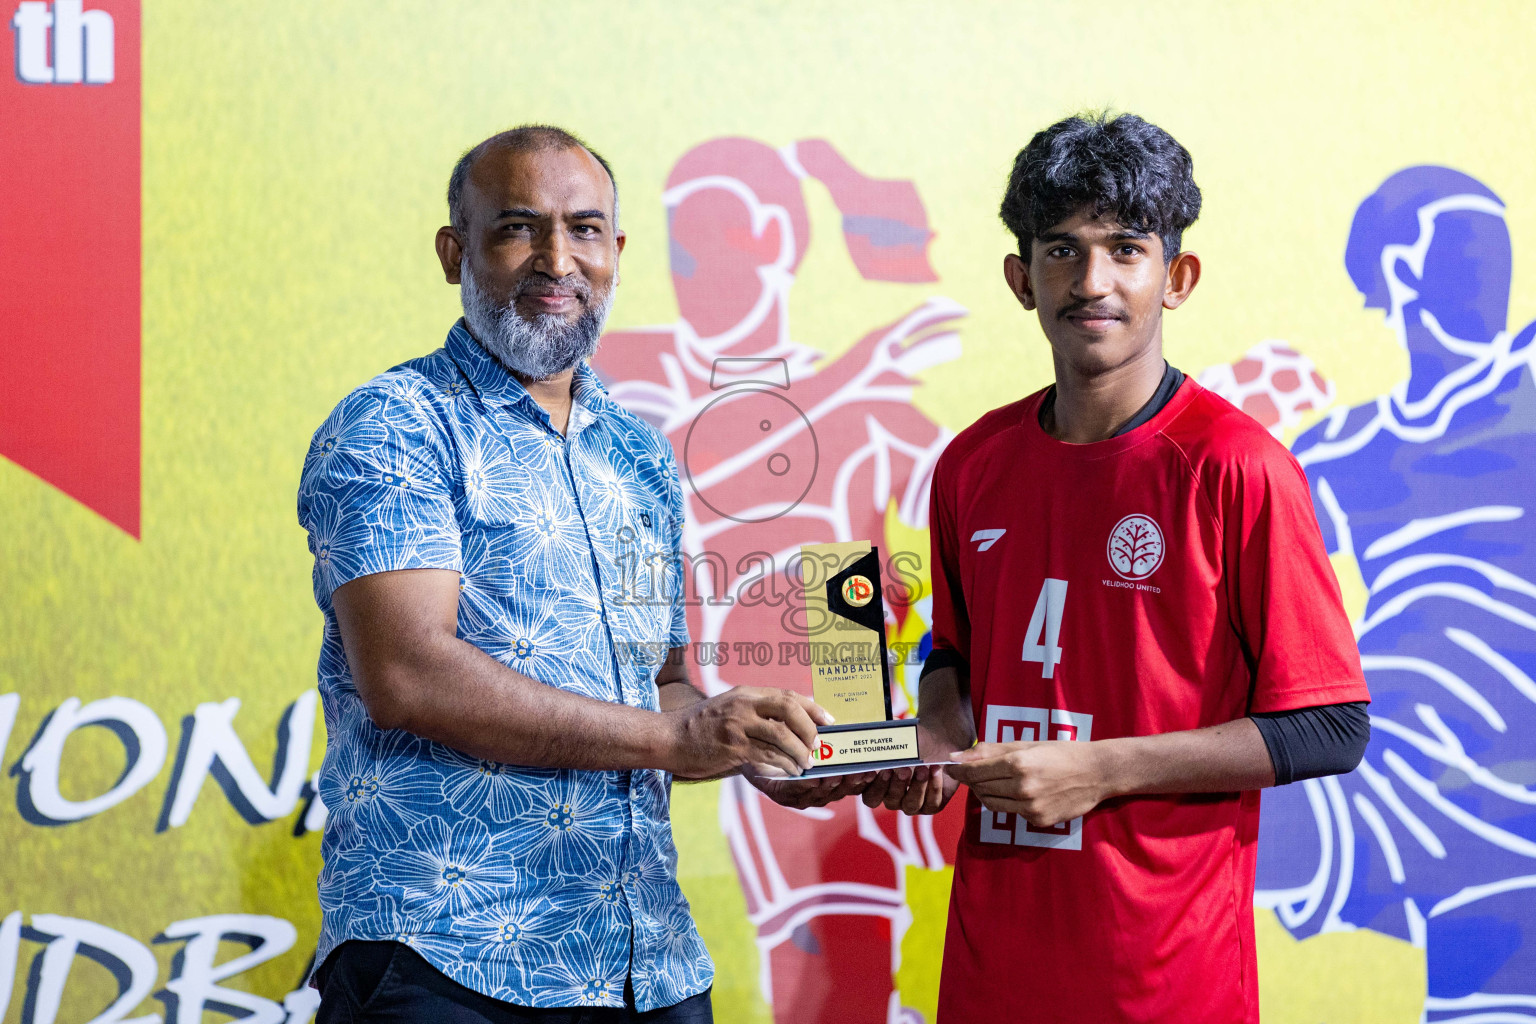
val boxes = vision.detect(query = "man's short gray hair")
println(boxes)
[447,125,619,235]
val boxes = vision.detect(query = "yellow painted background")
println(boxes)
[5,1,1534,1019]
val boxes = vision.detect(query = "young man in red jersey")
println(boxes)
[864,113,1372,1021]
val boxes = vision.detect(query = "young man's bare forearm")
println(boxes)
[918,665,976,751]
[1092,716,1276,797]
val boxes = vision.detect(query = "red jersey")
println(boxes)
[930,379,1368,1023]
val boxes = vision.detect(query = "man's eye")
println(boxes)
[573,225,600,238]
[1118,244,1142,257]
[1050,246,1074,258]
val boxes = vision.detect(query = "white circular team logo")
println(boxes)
[1107,514,1165,580]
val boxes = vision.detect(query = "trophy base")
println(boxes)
[804,718,922,776]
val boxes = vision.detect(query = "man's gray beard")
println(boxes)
[459,259,612,381]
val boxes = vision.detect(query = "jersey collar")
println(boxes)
[1021,376,1198,460]
[444,318,618,434]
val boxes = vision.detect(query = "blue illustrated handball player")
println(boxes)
[1258,165,1536,1018]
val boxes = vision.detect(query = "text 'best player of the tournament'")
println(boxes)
[798,541,925,775]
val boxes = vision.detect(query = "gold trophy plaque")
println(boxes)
[800,541,922,775]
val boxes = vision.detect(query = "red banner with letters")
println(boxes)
[1,0,140,536]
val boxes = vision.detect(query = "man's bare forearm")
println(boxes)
[1092,716,1276,796]
[657,649,707,712]
[361,628,681,771]
[333,569,831,780]
[658,679,707,712]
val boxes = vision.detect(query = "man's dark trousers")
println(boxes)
[317,941,714,1024]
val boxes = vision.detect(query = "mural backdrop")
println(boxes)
[4,3,1536,1022]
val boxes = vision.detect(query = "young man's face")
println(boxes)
[1004,209,1198,377]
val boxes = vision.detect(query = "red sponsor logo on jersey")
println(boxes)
[3,1,141,536]
[979,704,1094,849]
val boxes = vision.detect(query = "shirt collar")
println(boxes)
[444,319,618,431]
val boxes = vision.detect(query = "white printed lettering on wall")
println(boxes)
[5,692,326,834]
[11,0,115,84]
[0,910,318,1024]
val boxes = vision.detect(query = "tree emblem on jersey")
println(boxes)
[1107,514,1165,580]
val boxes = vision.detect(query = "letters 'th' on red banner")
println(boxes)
[2,0,140,537]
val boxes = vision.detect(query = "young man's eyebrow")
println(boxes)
[1036,227,1151,244]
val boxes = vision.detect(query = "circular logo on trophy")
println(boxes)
[1107,514,1165,580]
[841,574,875,607]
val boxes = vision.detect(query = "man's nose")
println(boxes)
[532,228,577,279]
[1074,249,1114,298]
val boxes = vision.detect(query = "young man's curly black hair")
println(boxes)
[1000,112,1202,264]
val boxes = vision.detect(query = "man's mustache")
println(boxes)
[1056,300,1127,322]
[514,274,592,304]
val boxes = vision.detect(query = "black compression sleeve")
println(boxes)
[919,648,968,681]
[1250,702,1370,786]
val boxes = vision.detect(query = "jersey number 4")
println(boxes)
[1023,578,1068,678]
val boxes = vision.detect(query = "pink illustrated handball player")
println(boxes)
[593,137,966,1024]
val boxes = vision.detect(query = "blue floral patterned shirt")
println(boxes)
[296,321,712,1010]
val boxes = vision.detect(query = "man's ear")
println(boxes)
[614,229,626,285]
[1003,252,1037,311]
[436,226,464,285]
[1164,250,1201,310]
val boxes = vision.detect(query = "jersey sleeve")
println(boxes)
[296,384,462,606]
[927,454,971,664]
[1219,441,1369,713]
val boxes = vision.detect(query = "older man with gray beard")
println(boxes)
[296,125,832,1024]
